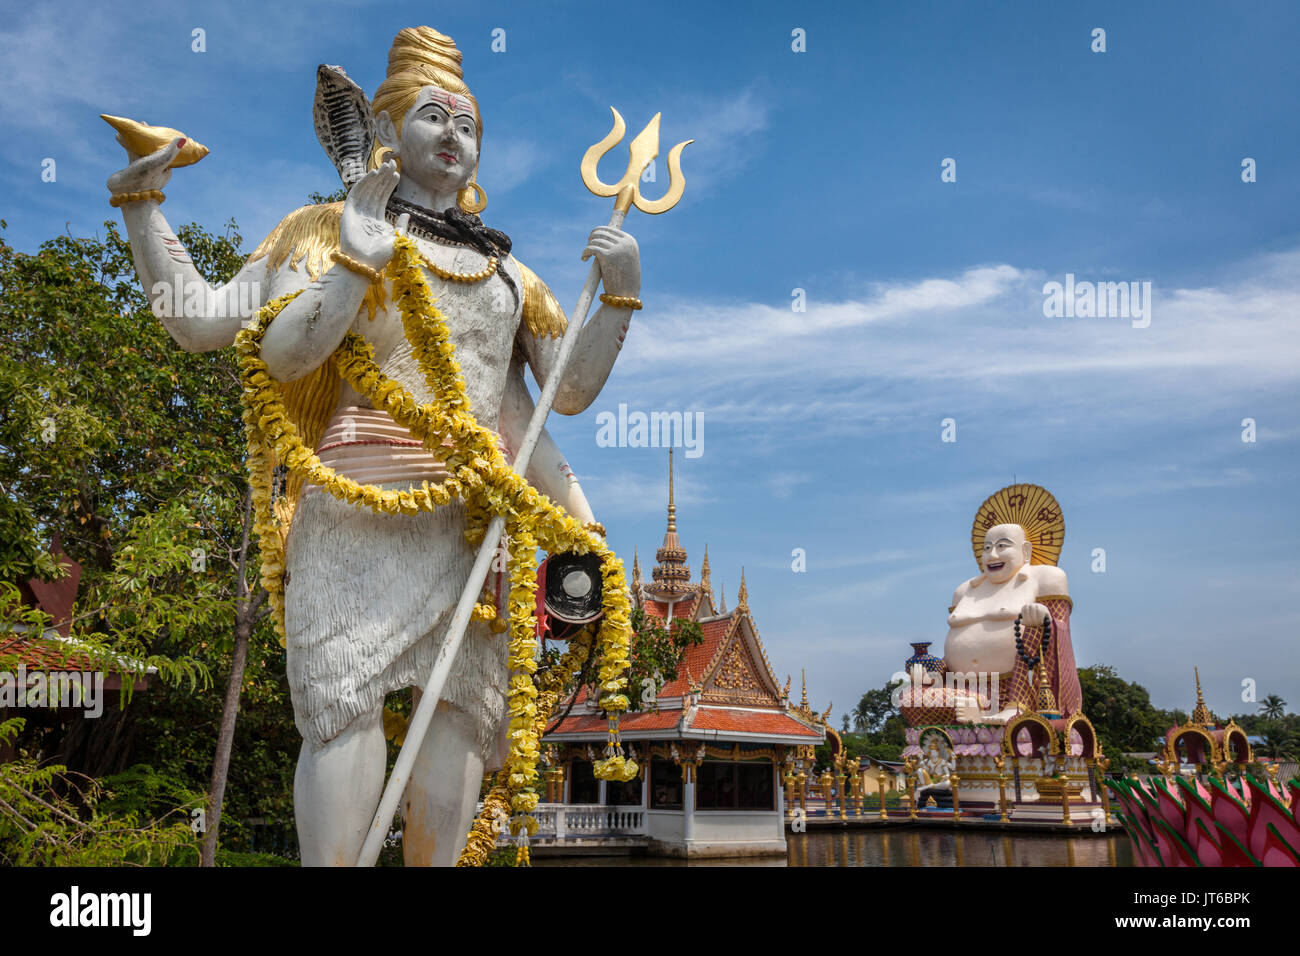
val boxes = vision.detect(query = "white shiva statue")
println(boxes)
[106,26,642,865]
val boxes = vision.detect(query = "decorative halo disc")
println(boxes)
[970,484,1065,569]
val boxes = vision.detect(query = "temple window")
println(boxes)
[696,760,774,811]
[649,756,682,809]
[569,759,599,804]
[606,775,642,806]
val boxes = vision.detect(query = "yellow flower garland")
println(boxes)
[236,235,637,867]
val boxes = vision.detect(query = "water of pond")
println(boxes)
[533,829,1134,867]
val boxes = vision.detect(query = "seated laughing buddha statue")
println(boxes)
[900,485,1083,726]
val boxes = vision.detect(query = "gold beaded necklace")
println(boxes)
[417,248,499,285]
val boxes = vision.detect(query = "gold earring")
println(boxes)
[457,180,487,214]
[377,147,401,174]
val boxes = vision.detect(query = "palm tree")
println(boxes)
[1259,695,1288,720]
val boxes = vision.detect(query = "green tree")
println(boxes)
[613,606,703,712]
[852,683,899,735]
[1257,721,1296,761]
[1260,694,1288,720]
[0,215,292,864]
[1078,664,1169,765]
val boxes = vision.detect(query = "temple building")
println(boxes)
[544,452,825,858]
[1159,668,1253,774]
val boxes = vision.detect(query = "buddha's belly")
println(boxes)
[944,620,1016,675]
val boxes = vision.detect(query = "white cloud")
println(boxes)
[606,249,1300,448]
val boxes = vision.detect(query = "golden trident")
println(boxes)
[580,108,692,221]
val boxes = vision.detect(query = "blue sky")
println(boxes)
[3,1,1298,721]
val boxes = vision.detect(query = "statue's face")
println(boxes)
[394,86,479,195]
[981,523,1030,583]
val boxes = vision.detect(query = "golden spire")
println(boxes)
[668,446,675,531]
[699,543,712,595]
[647,449,693,599]
[801,668,809,709]
[718,583,727,614]
[736,566,749,609]
[1033,660,1059,716]
[632,548,643,590]
[1191,667,1214,727]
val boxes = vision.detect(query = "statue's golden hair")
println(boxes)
[369,26,483,170]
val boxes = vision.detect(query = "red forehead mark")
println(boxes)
[427,89,473,116]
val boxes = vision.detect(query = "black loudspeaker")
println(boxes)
[541,552,604,640]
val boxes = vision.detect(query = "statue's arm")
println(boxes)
[108,138,270,352]
[1035,565,1069,599]
[518,300,632,416]
[499,356,597,524]
[946,581,974,626]
[256,264,372,382]
[118,201,269,352]
[517,227,640,415]
[260,163,405,382]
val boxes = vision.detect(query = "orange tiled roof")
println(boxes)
[548,708,684,735]
[658,615,732,696]
[691,707,823,739]
[0,634,99,671]
[643,596,699,620]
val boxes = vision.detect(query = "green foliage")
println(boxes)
[1078,664,1172,764]
[852,683,899,735]
[815,730,904,768]
[1259,694,1288,721]
[0,215,299,861]
[625,606,704,712]
[0,718,198,865]
[307,188,347,205]
[1255,720,1298,760]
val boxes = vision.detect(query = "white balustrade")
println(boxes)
[476,802,646,846]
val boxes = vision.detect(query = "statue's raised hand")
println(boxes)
[339,159,402,272]
[106,137,181,196]
[581,226,641,298]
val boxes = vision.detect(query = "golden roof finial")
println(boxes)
[647,450,693,598]
[736,566,749,609]
[783,674,791,699]
[1191,666,1214,727]
[801,668,809,709]
[718,583,727,613]
[685,661,701,696]
[699,543,712,595]
[668,447,675,529]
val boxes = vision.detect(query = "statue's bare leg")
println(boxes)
[401,695,485,867]
[294,706,386,867]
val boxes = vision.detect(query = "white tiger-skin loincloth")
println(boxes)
[285,406,511,764]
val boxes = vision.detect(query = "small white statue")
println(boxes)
[917,733,956,786]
